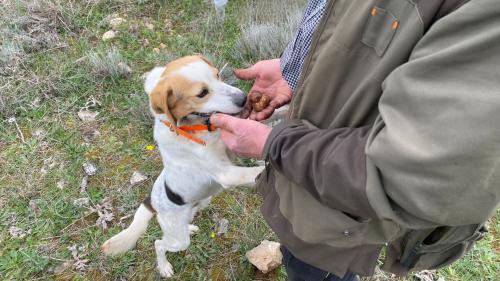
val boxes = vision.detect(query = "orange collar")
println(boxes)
[161,120,217,146]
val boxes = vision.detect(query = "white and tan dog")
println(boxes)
[101,55,263,278]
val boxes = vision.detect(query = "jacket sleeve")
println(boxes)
[264,121,376,219]
[264,0,500,228]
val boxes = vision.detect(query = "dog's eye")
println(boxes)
[197,88,209,98]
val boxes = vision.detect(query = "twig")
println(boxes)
[7,117,26,143]
[220,62,229,74]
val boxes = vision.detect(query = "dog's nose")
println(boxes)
[233,95,247,107]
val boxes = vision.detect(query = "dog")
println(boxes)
[101,55,264,278]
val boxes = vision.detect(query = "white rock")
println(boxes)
[145,23,154,30]
[9,226,31,239]
[77,110,99,122]
[56,180,65,189]
[130,171,148,186]
[109,17,125,29]
[102,30,116,41]
[245,240,282,274]
[216,218,229,236]
[82,162,97,176]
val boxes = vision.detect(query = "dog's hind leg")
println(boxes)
[101,202,154,255]
[155,210,191,278]
[214,166,265,188]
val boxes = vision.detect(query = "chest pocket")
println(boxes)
[328,0,420,57]
[361,6,399,56]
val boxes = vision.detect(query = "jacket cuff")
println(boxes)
[263,120,301,161]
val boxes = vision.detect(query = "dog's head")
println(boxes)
[145,55,246,127]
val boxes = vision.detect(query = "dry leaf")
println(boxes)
[130,171,148,186]
[94,197,114,229]
[80,175,88,193]
[9,226,31,239]
[109,17,126,29]
[102,30,116,41]
[73,197,90,208]
[78,110,99,122]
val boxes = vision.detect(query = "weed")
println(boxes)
[235,0,305,64]
[86,48,132,80]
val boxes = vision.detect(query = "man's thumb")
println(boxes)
[210,114,233,131]
[234,66,257,80]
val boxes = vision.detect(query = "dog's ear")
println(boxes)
[150,84,178,133]
[195,54,214,66]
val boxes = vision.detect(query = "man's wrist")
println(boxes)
[261,120,300,161]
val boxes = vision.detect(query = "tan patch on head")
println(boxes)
[150,75,209,125]
[161,55,219,78]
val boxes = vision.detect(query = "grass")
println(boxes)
[0,0,498,280]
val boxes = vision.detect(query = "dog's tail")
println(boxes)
[101,198,155,255]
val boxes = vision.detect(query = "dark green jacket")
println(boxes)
[257,0,500,277]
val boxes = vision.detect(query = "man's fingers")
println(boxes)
[234,66,258,80]
[270,94,291,108]
[255,106,275,121]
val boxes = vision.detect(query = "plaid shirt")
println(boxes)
[280,0,327,91]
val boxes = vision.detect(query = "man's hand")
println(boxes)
[211,113,272,158]
[236,59,292,121]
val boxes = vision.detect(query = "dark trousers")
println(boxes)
[281,246,359,281]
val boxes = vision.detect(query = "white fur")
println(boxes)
[144,67,166,94]
[102,59,263,278]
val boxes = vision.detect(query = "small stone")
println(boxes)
[415,270,437,281]
[9,226,31,239]
[216,218,229,236]
[29,199,41,216]
[109,17,125,29]
[245,240,282,274]
[57,180,65,189]
[145,23,154,30]
[159,43,167,49]
[153,48,160,54]
[73,197,90,208]
[102,30,116,41]
[33,129,46,139]
[117,62,132,76]
[129,23,139,33]
[142,38,150,46]
[130,171,148,186]
[77,110,99,122]
[82,162,98,176]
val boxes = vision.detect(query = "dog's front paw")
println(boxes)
[157,261,174,278]
[101,231,134,255]
[188,224,200,235]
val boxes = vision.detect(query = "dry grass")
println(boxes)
[86,48,132,79]
[235,0,305,64]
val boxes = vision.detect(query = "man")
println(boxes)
[210,0,500,280]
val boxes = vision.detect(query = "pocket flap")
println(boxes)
[361,6,399,56]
